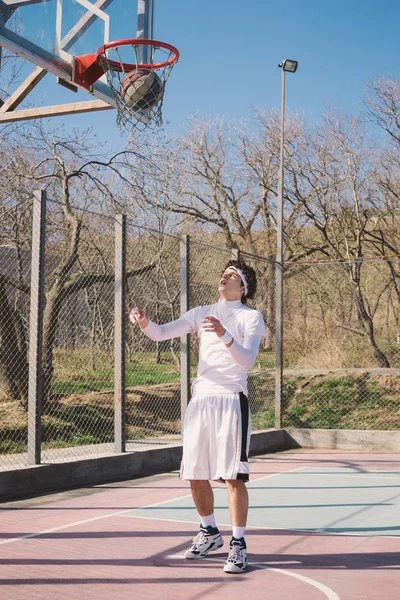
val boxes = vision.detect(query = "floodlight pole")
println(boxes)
[275,59,297,429]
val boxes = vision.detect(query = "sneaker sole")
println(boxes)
[223,561,248,574]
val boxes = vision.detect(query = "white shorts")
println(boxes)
[180,392,251,482]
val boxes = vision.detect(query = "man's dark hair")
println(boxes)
[223,259,257,304]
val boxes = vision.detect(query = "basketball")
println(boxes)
[120,68,164,110]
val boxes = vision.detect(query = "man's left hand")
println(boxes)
[202,316,225,337]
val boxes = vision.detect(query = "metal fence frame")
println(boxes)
[1,190,399,470]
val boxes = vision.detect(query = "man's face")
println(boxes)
[218,267,244,300]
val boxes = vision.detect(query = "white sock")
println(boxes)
[232,526,246,540]
[200,513,216,529]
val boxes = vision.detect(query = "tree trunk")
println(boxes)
[0,278,29,406]
[350,267,390,368]
[42,283,68,403]
[264,263,275,351]
[263,226,276,352]
[14,244,28,357]
[253,262,275,352]
[42,213,82,405]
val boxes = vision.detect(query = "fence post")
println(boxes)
[28,190,46,465]
[232,248,239,261]
[180,235,190,430]
[114,214,126,453]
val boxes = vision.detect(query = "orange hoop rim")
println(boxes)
[96,38,180,72]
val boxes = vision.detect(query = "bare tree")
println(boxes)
[127,117,261,250]
[0,125,40,403]
[0,125,156,408]
[125,114,306,348]
[285,111,391,367]
[365,76,400,145]
[364,77,400,334]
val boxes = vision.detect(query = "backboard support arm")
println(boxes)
[0,0,116,120]
[0,98,113,121]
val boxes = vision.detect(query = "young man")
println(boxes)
[130,260,265,573]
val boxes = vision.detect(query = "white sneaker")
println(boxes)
[223,537,248,573]
[184,525,224,559]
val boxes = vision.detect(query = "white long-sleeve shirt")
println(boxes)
[142,299,266,395]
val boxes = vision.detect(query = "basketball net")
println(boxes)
[97,40,179,132]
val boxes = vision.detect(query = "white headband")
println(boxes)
[229,267,248,297]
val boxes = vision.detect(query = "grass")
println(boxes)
[0,440,26,454]
[251,410,275,430]
[51,349,181,395]
[0,403,116,455]
[282,374,400,429]
[1,349,400,456]
[51,347,274,396]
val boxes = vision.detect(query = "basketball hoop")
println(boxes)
[96,39,179,132]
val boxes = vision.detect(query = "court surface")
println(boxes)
[1,449,399,600]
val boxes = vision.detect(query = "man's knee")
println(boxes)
[225,479,246,491]
[190,479,210,489]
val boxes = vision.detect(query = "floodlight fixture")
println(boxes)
[279,59,298,73]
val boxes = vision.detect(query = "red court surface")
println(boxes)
[1,449,399,600]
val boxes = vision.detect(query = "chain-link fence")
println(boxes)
[40,200,117,463]
[0,198,33,470]
[282,259,400,431]
[125,222,182,449]
[1,190,399,472]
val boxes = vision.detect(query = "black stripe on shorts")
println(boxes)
[239,392,249,462]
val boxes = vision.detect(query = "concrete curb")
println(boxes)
[285,428,400,451]
[2,428,398,502]
[0,445,182,503]
[0,430,287,502]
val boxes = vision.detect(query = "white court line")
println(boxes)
[119,467,309,515]
[2,465,398,546]
[338,469,400,473]
[122,513,400,539]
[168,554,341,600]
[0,467,306,546]
[0,510,131,546]
[296,472,400,481]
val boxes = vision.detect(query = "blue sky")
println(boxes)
[156,0,400,125]
[7,0,400,146]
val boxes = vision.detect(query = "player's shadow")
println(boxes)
[247,551,400,571]
[242,527,400,571]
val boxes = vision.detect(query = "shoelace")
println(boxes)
[227,543,243,563]
[191,531,208,550]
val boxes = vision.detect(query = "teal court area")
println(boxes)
[1,450,400,600]
[127,466,400,537]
